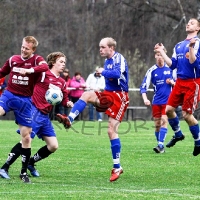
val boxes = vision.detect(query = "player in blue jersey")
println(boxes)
[56,37,129,182]
[140,47,175,153]
[154,18,200,156]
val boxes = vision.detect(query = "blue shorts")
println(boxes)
[17,104,56,139]
[32,104,56,139]
[0,90,32,127]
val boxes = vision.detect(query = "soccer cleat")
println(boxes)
[193,145,200,156]
[166,134,185,148]
[110,167,123,182]
[28,165,40,177]
[20,172,31,183]
[0,169,10,179]
[153,145,165,153]
[56,113,71,129]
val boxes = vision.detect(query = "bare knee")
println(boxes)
[0,106,5,116]
[47,143,58,153]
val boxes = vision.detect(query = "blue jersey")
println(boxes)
[101,52,129,92]
[140,64,174,105]
[170,37,200,79]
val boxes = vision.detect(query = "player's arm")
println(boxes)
[0,60,11,78]
[154,43,172,66]
[19,57,48,75]
[141,93,151,106]
[188,38,198,64]
[61,85,73,107]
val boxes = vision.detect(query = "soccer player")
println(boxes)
[154,18,200,156]
[0,36,48,183]
[140,47,175,153]
[56,37,129,182]
[0,52,73,180]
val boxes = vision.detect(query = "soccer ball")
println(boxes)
[45,88,63,105]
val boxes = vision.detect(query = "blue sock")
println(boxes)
[110,138,121,169]
[189,124,200,146]
[68,99,87,123]
[155,131,159,142]
[158,127,167,147]
[168,116,183,138]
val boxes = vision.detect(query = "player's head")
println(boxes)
[21,36,39,59]
[155,47,167,67]
[186,18,200,34]
[46,52,66,74]
[99,37,116,59]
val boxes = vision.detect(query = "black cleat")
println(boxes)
[20,173,31,183]
[166,135,185,148]
[153,145,165,153]
[193,146,200,156]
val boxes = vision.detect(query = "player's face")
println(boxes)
[155,52,164,66]
[21,40,35,59]
[186,19,200,33]
[99,39,113,58]
[53,57,66,74]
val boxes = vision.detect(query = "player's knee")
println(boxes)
[0,106,5,116]
[48,143,58,152]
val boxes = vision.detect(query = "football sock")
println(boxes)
[189,124,200,146]
[155,131,159,142]
[68,99,87,123]
[29,145,52,165]
[168,116,183,137]
[21,148,31,174]
[1,142,22,172]
[158,127,167,147]
[110,138,121,169]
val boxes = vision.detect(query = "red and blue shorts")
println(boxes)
[167,78,200,114]
[95,90,129,122]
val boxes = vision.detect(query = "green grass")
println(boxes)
[0,120,200,199]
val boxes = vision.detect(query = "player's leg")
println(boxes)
[56,91,98,128]
[28,115,57,176]
[108,117,123,182]
[0,142,22,179]
[19,125,32,183]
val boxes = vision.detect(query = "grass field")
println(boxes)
[0,120,200,200]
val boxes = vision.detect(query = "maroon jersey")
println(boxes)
[0,54,48,96]
[32,69,69,114]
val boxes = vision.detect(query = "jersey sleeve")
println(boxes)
[32,56,48,73]
[140,67,152,94]
[0,59,11,78]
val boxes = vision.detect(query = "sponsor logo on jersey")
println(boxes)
[12,75,29,85]
[164,71,170,75]
[25,63,31,66]
[185,52,189,59]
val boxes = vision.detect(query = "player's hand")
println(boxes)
[18,68,33,75]
[67,101,73,107]
[166,78,175,86]
[96,67,104,74]
[189,38,196,48]
[154,43,164,53]
[144,99,151,106]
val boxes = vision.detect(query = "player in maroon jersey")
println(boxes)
[0,52,73,179]
[0,36,48,183]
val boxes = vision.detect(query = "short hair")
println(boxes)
[23,36,39,50]
[46,52,66,69]
[74,72,81,76]
[102,37,117,49]
[190,18,200,33]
